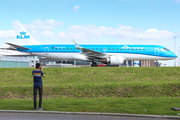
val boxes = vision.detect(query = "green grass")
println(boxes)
[1,67,180,115]
[0,67,180,99]
[1,97,180,116]
[1,67,180,87]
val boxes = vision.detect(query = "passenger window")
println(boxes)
[164,48,169,51]
[67,48,69,50]
[56,48,57,50]
[92,48,93,50]
[143,49,145,50]
[139,49,141,50]
[52,48,54,50]
[120,49,122,50]
[136,49,137,50]
[71,48,72,50]
[59,48,61,50]
[96,48,98,50]
[100,48,102,50]
[113,49,114,50]
[128,49,130,50]
[63,48,65,50]
[132,49,133,50]
[104,48,106,50]
[117,49,118,50]
[74,48,76,50]
[109,49,111,50]
[124,49,126,50]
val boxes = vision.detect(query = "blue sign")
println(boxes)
[17,31,30,39]
[134,63,140,65]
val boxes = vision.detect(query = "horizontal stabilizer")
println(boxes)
[6,43,30,50]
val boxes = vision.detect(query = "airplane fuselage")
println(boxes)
[16,44,177,61]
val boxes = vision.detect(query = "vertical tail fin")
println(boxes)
[12,21,40,45]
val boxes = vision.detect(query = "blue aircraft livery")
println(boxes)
[6,21,177,67]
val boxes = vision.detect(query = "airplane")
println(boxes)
[6,21,177,67]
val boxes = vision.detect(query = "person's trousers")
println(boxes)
[33,86,43,108]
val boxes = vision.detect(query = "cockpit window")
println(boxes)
[164,48,169,51]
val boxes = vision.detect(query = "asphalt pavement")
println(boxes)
[0,113,175,120]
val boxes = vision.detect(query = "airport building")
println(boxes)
[42,59,156,67]
[0,56,39,68]
[0,54,157,68]
[0,49,157,67]
[140,60,155,67]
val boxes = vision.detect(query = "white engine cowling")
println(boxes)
[100,56,125,65]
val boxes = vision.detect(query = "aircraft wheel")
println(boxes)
[91,62,97,67]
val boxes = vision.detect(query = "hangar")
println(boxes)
[0,56,39,68]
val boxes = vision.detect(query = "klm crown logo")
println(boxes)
[16,31,30,39]
[20,31,26,35]
[122,45,130,49]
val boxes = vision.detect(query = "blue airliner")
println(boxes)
[6,21,177,67]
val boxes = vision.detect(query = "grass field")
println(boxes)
[0,67,180,115]
[1,67,180,99]
[1,97,180,116]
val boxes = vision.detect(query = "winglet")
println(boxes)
[71,38,82,49]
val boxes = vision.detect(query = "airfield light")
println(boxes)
[140,39,142,45]
[140,39,142,67]
[178,47,180,66]
[174,37,177,66]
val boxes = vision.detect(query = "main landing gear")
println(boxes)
[91,62,97,67]
[156,60,160,67]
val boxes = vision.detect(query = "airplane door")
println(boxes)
[103,47,107,53]
[44,47,49,55]
[155,48,159,55]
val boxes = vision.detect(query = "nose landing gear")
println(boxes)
[91,62,97,67]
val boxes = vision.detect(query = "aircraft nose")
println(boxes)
[174,54,177,58]
[171,52,177,58]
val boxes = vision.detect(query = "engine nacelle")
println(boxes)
[100,56,125,65]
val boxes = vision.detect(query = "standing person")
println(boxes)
[32,63,44,110]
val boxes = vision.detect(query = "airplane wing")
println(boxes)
[6,43,30,50]
[72,39,108,60]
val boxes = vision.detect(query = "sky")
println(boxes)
[0,0,180,65]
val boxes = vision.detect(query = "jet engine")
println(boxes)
[100,56,125,65]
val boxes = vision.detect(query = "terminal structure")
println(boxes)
[0,48,160,68]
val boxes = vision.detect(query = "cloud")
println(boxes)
[175,0,180,2]
[30,30,39,34]
[0,30,15,39]
[0,30,41,45]
[58,25,174,41]
[73,5,80,11]
[41,31,55,38]
[0,39,13,48]
[24,19,64,30]
[58,32,66,38]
